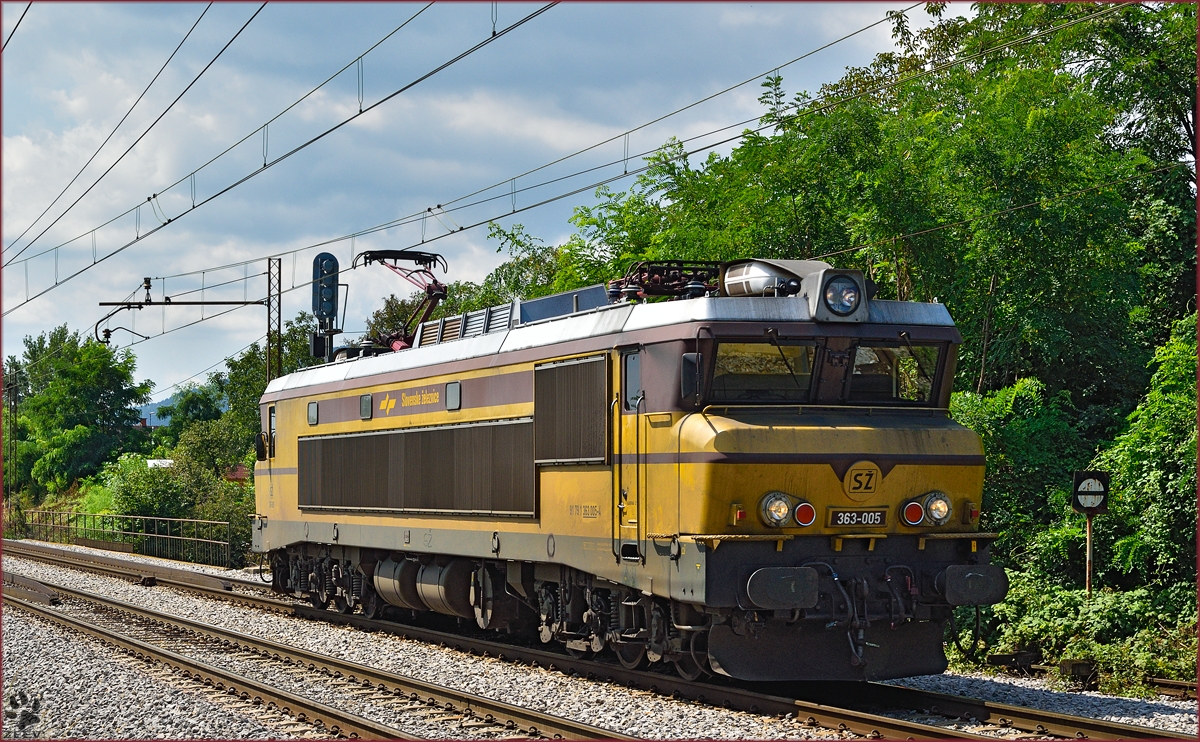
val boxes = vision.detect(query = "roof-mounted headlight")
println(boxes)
[760,492,792,527]
[823,275,860,316]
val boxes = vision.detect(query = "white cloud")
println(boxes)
[423,90,624,153]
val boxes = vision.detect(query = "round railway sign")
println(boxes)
[1071,471,1110,514]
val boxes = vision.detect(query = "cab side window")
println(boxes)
[622,352,642,412]
[268,405,277,458]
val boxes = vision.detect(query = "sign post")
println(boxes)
[1071,471,1110,599]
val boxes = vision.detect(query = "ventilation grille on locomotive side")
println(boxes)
[534,355,608,464]
[298,419,536,515]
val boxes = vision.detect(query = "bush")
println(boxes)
[949,379,1093,573]
[77,478,115,514]
[103,454,192,518]
[949,570,1197,694]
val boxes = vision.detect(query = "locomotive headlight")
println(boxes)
[924,492,952,525]
[761,493,792,527]
[823,275,860,316]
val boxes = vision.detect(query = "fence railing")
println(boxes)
[21,510,232,568]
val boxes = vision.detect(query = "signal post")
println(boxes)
[1071,471,1110,598]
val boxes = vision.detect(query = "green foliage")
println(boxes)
[77,478,115,514]
[1092,313,1197,588]
[154,382,224,448]
[4,326,152,497]
[950,379,1092,574]
[174,416,252,479]
[103,454,191,519]
[217,312,321,450]
[954,571,1197,692]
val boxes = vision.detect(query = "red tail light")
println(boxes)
[794,502,817,527]
[903,501,925,526]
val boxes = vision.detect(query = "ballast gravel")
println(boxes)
[8,539,270,581]
[6,543,1196,738]
[3,554,846,740]
[0,609,294,739]
[881,672,1198,736]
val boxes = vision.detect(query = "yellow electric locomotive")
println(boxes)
[252,255,1007,682]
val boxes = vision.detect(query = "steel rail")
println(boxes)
[4,539,270,591]
[2,592,421,740]
[782,682,1194,741]
[11,575,632,741]
[8,540,1189,740]
[2,547,986,740]
[291,610,998,740]
[3,540,283,601]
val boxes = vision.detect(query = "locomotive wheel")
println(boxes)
[614,643,649,670]
[673,653,707,681]
[361,588,386,620]
[308,592,329,609]
[333,595,354,614]
[674,631,710,680]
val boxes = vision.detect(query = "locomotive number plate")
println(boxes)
[827,508,887,527]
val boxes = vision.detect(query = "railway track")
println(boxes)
[2,574,628,740]
[5,539,1191,740]
[3,588,417,739]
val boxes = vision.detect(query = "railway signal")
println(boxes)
[310,252,342,362]
[1071,471,1110,598]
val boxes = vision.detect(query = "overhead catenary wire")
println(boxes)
[3,0,1135,349]
[0,2,557,316]
[1,3,212,259]
[1,1,32,53]
[10,146,1172,411]
[3,2,267,267]
[143,1,1135,287]
[3,0,898,274]
[3,2,434,270]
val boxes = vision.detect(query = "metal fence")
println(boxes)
[22,511,232,568]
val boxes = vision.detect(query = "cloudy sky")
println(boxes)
[2,2,959,402]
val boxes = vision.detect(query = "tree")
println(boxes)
[217,312,321,448]
[5,327,152,497]
[1092,313,1197,590]
[154,381,224,448]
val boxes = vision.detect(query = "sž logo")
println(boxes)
[843,460,882,502]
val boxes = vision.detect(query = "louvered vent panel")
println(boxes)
[298,419,535,515]
[462,308,488,337]
[417,320,440,347]
[534,356,608,464]
[441,316,462,342]
[486,303,512,333]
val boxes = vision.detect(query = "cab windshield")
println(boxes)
[847,343,941,404]
[710,342,815,402]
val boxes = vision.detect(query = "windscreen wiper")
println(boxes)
[898,331,933,381]
[765,327,803,391]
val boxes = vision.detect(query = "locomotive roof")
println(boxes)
[264,296,955,396]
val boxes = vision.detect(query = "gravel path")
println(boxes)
[6,543,1195,738]
[1,609,323,739]
[882,672,1198,736]
[8,539,268,582]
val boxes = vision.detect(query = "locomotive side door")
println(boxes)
[614,348,644,561]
